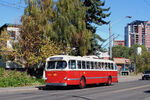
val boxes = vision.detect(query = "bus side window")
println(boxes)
[77,60,81,69]
[91,62,94,69]
[69,60,76,69]
[95,62,98,69]
[98,62,101,69]
[105,63,108,70]
[87,61,90,69]
[82,61,86,69]
[108,63,110,70]
[102,62,104,70]
[114,64,117,70]
[111,63,113,70]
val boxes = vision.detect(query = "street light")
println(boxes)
[109,16,132,59]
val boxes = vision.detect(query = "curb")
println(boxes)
[0,86,39,93]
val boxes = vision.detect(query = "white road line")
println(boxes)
[109,84,150,94]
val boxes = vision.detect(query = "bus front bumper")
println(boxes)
[46,83,67,86]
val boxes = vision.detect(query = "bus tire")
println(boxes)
[79,77,86,89]
[106,76,112,86]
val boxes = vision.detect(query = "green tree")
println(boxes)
[83,0,110,33]
[112,46,130,58]
[13,0,64,69]
[129,45,148,73]
[83,0,110,55]
[53,0,92,56]
[136,51,150,73]
[0,30,14,61]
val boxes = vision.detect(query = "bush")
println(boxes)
[0,68,45,87]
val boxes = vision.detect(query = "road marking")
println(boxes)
[109,84,150,94]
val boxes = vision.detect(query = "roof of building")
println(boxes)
[114,40,124,42]
[0,23,20,31]
[128,20,145,25]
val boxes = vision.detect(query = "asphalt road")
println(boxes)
[0,80,150,100]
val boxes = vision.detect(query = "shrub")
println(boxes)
[0,68,45,87]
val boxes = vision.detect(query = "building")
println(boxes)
[125,20,150,50]
[113,40,125,47]
[0,23,20,48]
[113,57,131,75]
[0,24,20,68]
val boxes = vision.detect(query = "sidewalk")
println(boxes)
[0,86,39,93]
[0,75,142,93]
[118,74,142,82]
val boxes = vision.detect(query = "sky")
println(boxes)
[0,0,150,47]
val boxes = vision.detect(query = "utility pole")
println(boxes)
[109,23,112,59]
[134,34,136,75]
[109,16,132,59]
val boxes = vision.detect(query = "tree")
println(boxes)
[83,0,110,55]
[53,0,92,56]
[129,45,147,73]
[13,0,64,69]
[112,44,149,73]
[13,0,110,70]
[83,0,110,33]
[0,30,14,61]
[112,46,130,58]
[136,51,150,73]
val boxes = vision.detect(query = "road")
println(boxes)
[0,80,150,100]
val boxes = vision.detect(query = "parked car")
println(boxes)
[142,70,150,80]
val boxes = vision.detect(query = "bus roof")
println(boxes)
[46,55,114,63]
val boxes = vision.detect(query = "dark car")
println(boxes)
[142,70,150,80]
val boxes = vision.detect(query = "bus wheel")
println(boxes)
[79,77,86,89]
[106,76,112,86]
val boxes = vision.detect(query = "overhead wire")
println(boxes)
[0,0,25,9]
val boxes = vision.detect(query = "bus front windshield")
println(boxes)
[47,61,67,69]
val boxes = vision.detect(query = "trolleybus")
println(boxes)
[43,55,118,88]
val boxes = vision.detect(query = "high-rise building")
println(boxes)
[125,20,150,50]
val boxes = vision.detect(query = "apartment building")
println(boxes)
[125,20,150,50]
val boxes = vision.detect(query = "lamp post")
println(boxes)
[109,16,132,59]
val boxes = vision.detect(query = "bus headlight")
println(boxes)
[64,77,67,80]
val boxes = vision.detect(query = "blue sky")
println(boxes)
[0,0,25,26]
[0,0,150,47]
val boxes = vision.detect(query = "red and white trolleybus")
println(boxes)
[43,55,118,88]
